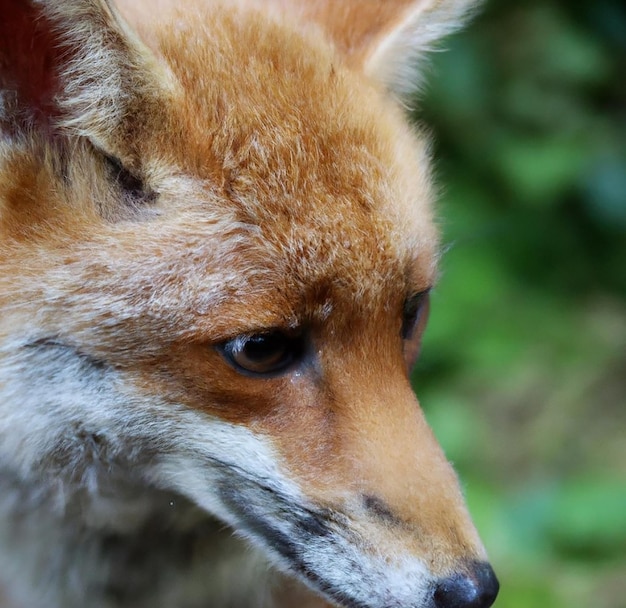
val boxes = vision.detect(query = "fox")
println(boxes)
[0,0,500,607]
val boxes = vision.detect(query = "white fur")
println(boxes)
[365,0,481,101]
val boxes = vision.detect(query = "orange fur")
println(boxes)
[0,1,497,607]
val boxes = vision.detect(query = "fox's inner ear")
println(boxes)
[0,0,64,131]
[0,0,172,149]
[277,0,478,100]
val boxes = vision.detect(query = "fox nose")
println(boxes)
[433,562,499,608]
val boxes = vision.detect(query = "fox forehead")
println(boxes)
[137,6,440,316]
[2,3,438,346]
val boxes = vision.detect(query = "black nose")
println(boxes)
[434,562,499,608]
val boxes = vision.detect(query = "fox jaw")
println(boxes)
[0,1,498,607]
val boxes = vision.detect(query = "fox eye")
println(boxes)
[104,153,158,204]
[219,331,303,376]
[402,290,430,340]
[402,290,431,371]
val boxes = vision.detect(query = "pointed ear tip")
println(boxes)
[363,0,481,102]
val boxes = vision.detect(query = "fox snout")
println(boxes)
[220,328,498,608]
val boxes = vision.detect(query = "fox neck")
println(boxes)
[0,343,272,608]
[0,466,273,608]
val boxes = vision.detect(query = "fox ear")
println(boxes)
[280,0,478,100]
[0,0,168,144]
[362,0,479,98]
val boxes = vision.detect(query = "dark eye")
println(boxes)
[219,331,303,376]
[104,153,158,204]
[402,289,430,340]
[402,289,431,371]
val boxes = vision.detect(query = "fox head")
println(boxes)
[0,0,498,607]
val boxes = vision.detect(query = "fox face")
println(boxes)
[0,1,498,607]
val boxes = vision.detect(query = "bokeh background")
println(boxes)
[411,0,626,606]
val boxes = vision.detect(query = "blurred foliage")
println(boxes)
[411,0,626,606]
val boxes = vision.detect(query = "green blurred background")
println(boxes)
[411,0,626,606]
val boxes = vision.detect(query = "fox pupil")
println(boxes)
[222,332,300,375]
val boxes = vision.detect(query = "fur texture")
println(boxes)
[0,1,496,607]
